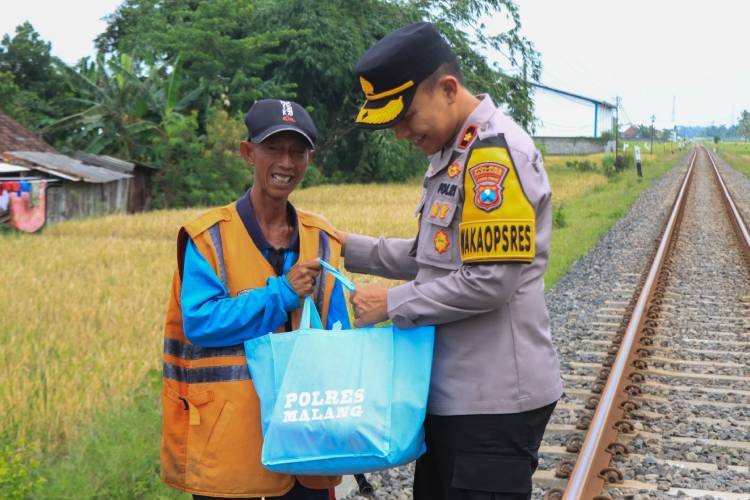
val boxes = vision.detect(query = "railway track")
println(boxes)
[536,146,750,499]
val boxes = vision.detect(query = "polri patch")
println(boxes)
[469,162,509,212]
[447,162,463,178]
[434,229,450,254]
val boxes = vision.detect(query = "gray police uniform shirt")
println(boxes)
[345,95,563,415]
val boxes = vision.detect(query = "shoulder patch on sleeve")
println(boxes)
[460,134,535,264]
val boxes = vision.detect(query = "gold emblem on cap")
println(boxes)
[356,96,405,125]
[360,77,375,97]
[359,77,415,101]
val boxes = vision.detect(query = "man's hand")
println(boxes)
[335,230,347,256]
[350,283,389,327]
[286,259,321,297]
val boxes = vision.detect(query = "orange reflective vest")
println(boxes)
[160,201,343,498]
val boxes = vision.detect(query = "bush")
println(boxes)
[0,437,46,499]
[552,204,567,229]
[301,163,325,188]
[151,108,252,208]
[565,160,596,172]
[601,155,618,178]
[597,130,614,144]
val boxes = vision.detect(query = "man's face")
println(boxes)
[242,132,312,201]
[389,78,459,155]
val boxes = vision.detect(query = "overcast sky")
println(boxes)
[1,0,747,128]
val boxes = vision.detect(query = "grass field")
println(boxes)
[0,146,686,498]
[711,141,750,177]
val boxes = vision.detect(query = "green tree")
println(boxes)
[51,53,203,159]
[151,107,252,208]
[95,0,541,183]
[95,0,298,113]
[737,110,750,140]
[0,22,73,136]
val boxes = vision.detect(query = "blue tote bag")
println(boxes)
[244,264,434,475]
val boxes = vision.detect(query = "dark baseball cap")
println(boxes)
[244,99,317,149]
[354,22,455,129]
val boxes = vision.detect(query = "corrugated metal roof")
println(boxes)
[0,162,30,173]
[6,151,132,183]
[74,152,135,174]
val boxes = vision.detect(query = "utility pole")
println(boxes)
[650,114,656,156]
[670,96,677,153]
[614,96,621,167]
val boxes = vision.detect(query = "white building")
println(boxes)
[531,83,615,138]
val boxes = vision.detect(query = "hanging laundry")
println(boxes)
[10,181,46,233]
[18,180,31,197]
[30,182,40,208]
[0,190,9,211]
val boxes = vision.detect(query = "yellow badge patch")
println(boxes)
[430,201,440,217]
[439,203,450,220]
[447,162,463,178]
[434,229,450,254]
[459,142,535,263]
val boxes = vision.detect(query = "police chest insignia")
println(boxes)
[458,125,478,150]
[434,229,450,254]
[469,162,509,212]
[447,162,463,178]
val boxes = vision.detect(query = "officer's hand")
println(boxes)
[286,259,321,298]
[350,283,389,327]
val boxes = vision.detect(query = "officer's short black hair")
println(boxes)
[421,56,465,92]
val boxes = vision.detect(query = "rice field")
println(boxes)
[0,154,675,456]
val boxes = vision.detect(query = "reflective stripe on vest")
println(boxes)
[314,230,330,314]
[207,223,228,289]
[164,337,244,359]
[164,362,250,383]
[163,224,333,385]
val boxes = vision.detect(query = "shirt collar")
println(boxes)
[427,94,497,175]
[236,191,300,252]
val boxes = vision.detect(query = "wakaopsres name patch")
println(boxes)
[459,220,534,262]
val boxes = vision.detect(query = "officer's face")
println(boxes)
[240,132,313,201]
[390,78,459,155]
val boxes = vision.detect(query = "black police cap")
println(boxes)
[244,99,317,149]
[354,22,454,129]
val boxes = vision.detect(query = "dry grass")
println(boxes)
[0,165,628,451]
[0,185,424,450]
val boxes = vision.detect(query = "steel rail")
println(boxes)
[704,145,750,263]
[562,149,698,499]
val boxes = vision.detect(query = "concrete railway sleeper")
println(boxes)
[540,146,750,499]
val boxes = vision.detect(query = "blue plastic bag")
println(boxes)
[244,266,434,475]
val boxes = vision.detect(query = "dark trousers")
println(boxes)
[193,481,329,500]
[413,401,556,500]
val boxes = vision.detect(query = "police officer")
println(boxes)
[340,22,563,499]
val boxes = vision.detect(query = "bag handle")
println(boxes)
[299,259,355,329]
